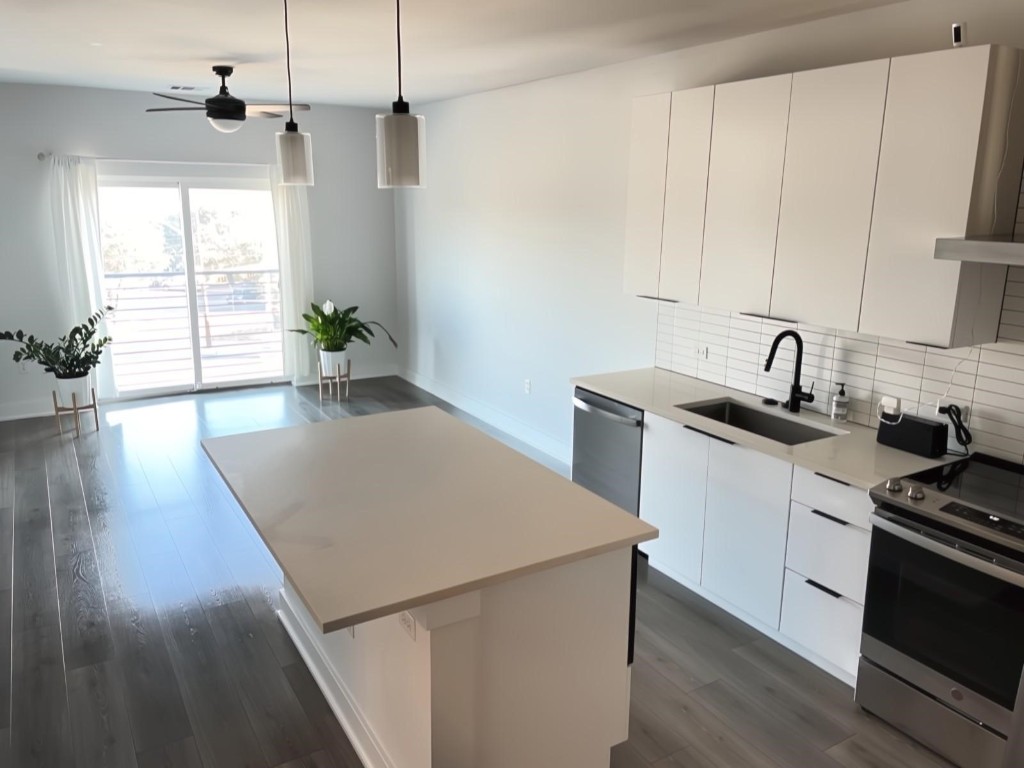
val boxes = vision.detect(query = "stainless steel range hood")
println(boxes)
[936,235,1024,265]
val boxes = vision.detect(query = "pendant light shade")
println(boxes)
[276,0,314,186]
[376,107,425,188]
[277,124,314,185]
[377,0,425,189]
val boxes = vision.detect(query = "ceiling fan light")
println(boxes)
[208,116,244,133]
[376,111,425,188]
[277,126,314,186]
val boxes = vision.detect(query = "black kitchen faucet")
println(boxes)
[765,330,815,413]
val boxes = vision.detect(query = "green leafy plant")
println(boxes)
[292,300,397,352]
[1,307,113,379]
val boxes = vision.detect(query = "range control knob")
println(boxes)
[907,485,926,501]
[885,478,903,493]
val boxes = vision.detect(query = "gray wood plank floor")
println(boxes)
[0,377,953,768]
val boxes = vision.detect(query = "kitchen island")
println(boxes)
[202,406,656,768]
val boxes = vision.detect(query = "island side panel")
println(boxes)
[280,581,433,768]
[476,546,632,767]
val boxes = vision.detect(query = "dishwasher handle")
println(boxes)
[572,397,642,427]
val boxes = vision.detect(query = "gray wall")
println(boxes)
[0,82,399,419]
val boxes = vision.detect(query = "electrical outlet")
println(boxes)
[347,625,355,639]
[399,611,416,641]
[18,361,27,374]
[524,379,531,395]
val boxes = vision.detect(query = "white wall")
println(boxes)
[396,0,1024,464]
[0,82,398,420]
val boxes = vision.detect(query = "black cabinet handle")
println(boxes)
[814,471,850,487]
[684,425,735,445]
[739,311,797,324]
[805,579,843,599]
[810,509,849,527]
[636,294,679,304]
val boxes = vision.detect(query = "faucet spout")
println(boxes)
[764,330,813,413]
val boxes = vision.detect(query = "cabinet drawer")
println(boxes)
[791,466,872,529]
[780,569,864,678]
[786,502,869,603]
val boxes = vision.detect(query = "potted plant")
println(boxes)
[1,307,113,408]
[292,300,397,374]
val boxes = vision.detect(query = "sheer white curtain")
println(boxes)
[49,155,117,399]
[270,168,316,385]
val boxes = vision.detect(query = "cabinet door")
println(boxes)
[623,93,671,298]
[659,86,715,304]
[638,414,709,584]
[700,74,792,315]
[859,46,994,346]
[770,60,889,330]
[702,439,793,629]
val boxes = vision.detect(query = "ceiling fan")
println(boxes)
[146,65,311,134]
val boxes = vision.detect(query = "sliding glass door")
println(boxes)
[98,179,284,395]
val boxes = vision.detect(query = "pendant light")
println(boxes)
[376,0,425,188]
[276,0,314,185]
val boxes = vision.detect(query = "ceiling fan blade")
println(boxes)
[253,111,284,119]
[152,92,206,106]
[146,107,206,112]
[248,103,311,112]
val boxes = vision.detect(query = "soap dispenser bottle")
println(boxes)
[831,383,849,422]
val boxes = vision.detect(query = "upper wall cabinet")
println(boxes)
[770,60,890,330]
[859,45,1023,347]
[623,93,671,298]
[699,74,793,316]
[659,86,715,304]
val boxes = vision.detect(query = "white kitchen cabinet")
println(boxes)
[790,466,873,529]
[623,93,671,298]
[859,45,1021,347]
[780,569,864,678]
[786,502,870,604]
[659,86,715,304]
[701,438,793,629]
[638,413,709,584]
[770,60,889,330]
[699,74,792,316]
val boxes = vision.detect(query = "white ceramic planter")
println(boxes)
[54,374,91,409]
[319,349,348,375]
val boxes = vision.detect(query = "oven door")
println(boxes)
[863,513,1024,735]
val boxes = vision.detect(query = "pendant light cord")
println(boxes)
[396,0,404,101]
[284,0,295,124]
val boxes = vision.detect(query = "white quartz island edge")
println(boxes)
[202,406,657,768]
[572,367,955,488]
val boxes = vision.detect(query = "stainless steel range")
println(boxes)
[861,454,1024,768]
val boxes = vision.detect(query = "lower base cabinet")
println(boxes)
[700,439,794,629]
[780,569,864,677]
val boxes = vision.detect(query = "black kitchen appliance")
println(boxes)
[861,453,1024,768]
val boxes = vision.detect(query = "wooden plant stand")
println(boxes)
[318,359,352,401]
[52,387,99,439]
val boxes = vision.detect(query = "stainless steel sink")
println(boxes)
[677,398,840,446]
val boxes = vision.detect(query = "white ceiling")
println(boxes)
[0,0,899,108]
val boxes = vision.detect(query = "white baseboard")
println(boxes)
[401,368,570,466]
[278,588,394,768]
[0,399,54,423]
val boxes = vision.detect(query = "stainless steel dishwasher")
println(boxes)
[571,387,644,664]
[571,388,644,515]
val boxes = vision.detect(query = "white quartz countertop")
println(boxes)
[202,406,656,633]
[572,368,955,490]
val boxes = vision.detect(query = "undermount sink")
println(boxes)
[677,398,841,446]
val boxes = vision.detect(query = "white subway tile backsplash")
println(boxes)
[654,298,1024,461]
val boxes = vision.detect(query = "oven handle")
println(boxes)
[870,513,1024,589]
